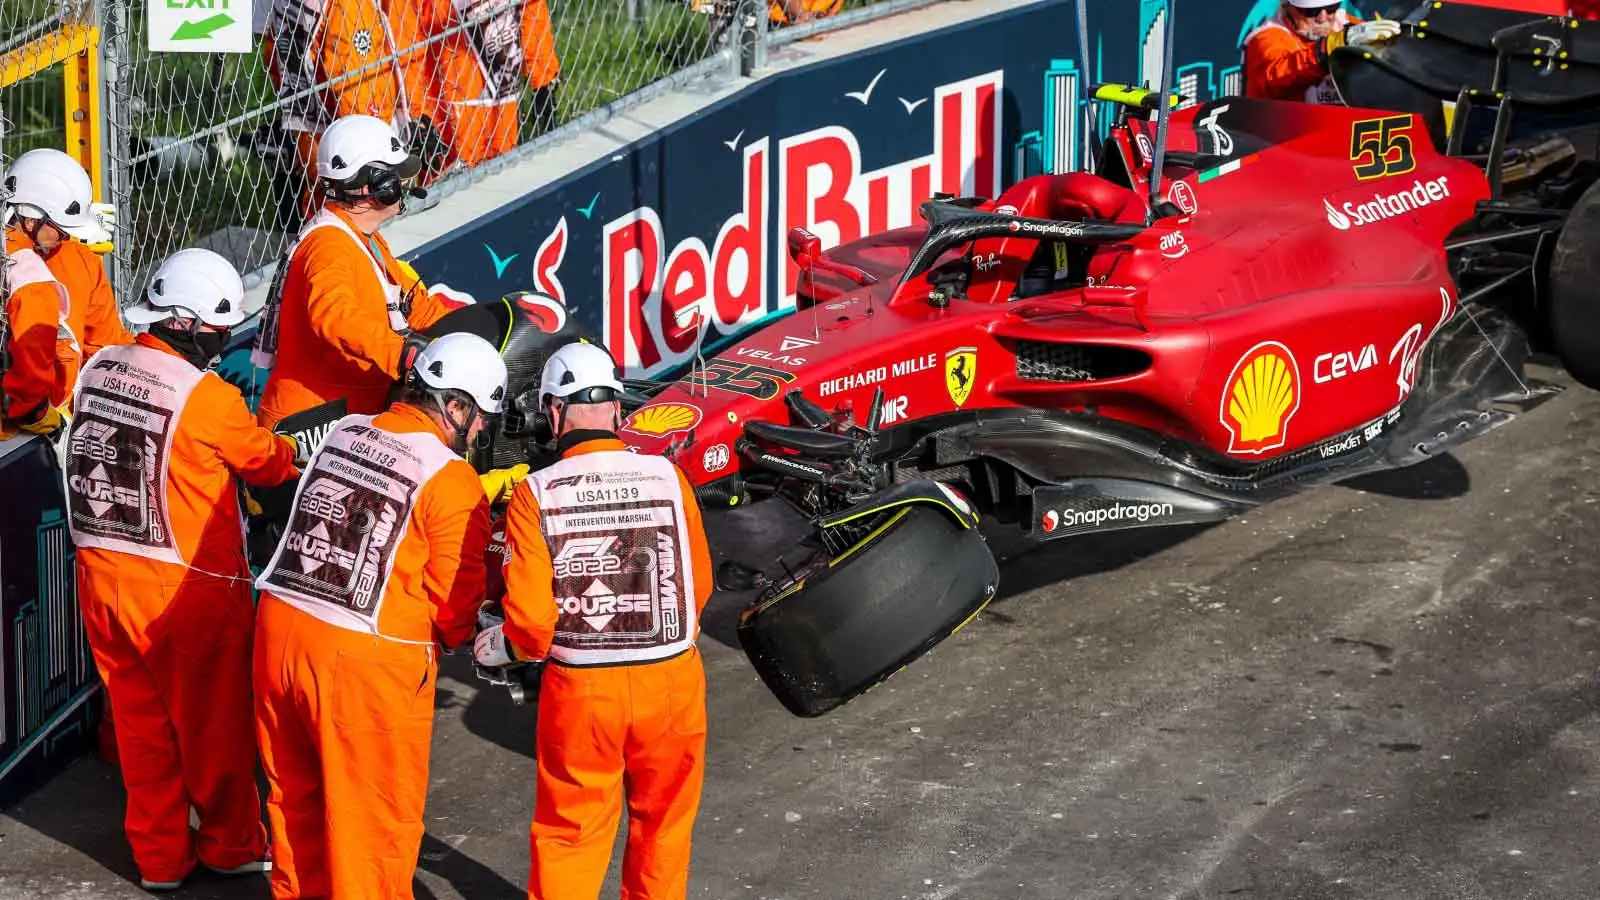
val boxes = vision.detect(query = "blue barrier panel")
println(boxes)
[0,434,98,810]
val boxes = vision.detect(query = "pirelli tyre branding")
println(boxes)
[258,417,454,631]
[545,501,689,651]
[64,349,204,565]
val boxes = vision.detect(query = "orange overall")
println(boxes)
[385,0,560,173]
[253,402,490,899]
[1243,10,1360,103]
[65,334,300,885]
[501,433,715,900]
[2,226,68,428]
[262,0,425,218]
[42,237,134,404]
[255,206,454,429]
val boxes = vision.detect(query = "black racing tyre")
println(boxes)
[1546,178,1600,391]
[737,503,1000,718]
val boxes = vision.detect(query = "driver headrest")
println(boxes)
[989,172,1140,224]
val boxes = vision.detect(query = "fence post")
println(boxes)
[1,96,11,421]
[99,0,131,302]
[736,0,764,77]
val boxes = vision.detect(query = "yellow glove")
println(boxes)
[69,202,117,254]
[480,464,530,505]
[395,258,427,300]
[21,404,68,437]
[244,488,264,517]
[280,433,310,468]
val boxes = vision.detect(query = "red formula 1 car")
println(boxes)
[601,91,1568,717]
[258,0,1600,717]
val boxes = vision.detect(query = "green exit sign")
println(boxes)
[149,0,251,53]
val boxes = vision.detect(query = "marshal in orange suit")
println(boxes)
[253,332,506,899]
[1242,1,1400,103]
[476,342,715,900]
[253,114,460,430]
[62,248,302,892]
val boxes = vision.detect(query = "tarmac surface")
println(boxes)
[3,358,1600,900]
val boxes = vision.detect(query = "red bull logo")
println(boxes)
[590,70,1004,377]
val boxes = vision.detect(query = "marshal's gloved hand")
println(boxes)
[73,202,117,254]
[1326,17,1401,54]
[398,330,432,380]
[474,623,523,668]
[281,433,311,469]
[479,463,530,505]
[21,403,69,437]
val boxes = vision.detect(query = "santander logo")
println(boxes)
[1326,176,1452,231]
[580,70,1004,377]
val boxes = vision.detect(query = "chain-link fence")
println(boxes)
[62,0,927,305]
[2,0,99,423]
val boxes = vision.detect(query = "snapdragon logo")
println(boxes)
[1060,502,1175,529]
[1326,176,1451,231]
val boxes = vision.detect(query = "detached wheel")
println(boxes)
[1547,178,1600,390]
[736,502,1000,718]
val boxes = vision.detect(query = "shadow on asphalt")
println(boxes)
[415,833,523,900]
[1335,451,1472,501]
[5,750,518,900]
[0,754,274,899]
[444,651,540,759]
[984,521,1221,605]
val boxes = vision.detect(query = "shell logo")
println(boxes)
[623,402,702,437]
[1220,341,1301,456]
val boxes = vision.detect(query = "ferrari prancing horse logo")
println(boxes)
[946,347,977,408]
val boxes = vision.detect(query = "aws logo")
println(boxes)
[1220,341,1300,456]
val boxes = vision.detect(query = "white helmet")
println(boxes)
[316,114,421,183]
[124,248,247,328]
[3,148,93,237]
[413,333,508,414]
[540,341,624,406]
[1286,0,1342,7]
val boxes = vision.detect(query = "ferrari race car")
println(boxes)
[253,0,1600,718]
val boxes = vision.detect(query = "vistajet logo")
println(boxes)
[1325,176,1451,231]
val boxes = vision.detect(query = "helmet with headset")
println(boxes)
[316,115,425,208]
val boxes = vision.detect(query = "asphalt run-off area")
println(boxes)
[3,358,1599,900]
